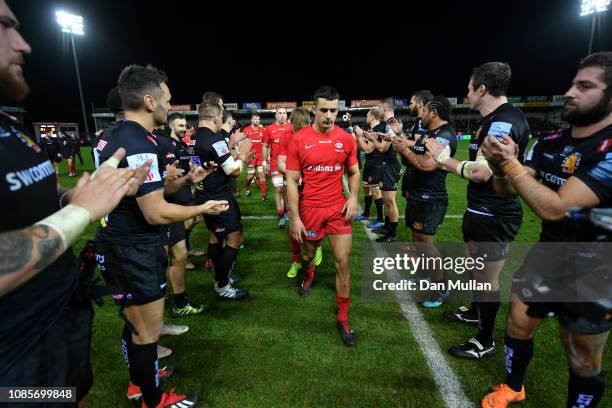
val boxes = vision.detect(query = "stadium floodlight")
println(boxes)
[580,0,610,54]
[55,10,89,136]
[55,11,84,35]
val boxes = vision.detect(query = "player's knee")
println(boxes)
[568,353,602,377]
[334,257,350,273]
[506,308,535,340]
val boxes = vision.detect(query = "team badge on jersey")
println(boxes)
[335,142,344,152]
[597,138,612,153]
[561,152,581,174]
[97,139,108,151]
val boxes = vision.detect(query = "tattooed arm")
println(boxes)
[0,225,64,296]
[0,148,151,297]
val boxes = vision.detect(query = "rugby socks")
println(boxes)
[208,243,225,287]
[375,198,384,222]
[336,294,351,323]
[245,177,251,192]
[289,235,301,263]
[389,222,398,237]
[567,371,605,408]
[185,228,192,251]
[384,216,390,230]
[504,334,534,392]
[131,342,162,407]
[277,208,285,220]
[222,245,240,285]
[363,195,373,218]
[474,290,500,346]
[302,262,315,285]
[173,291,188,309]
[259,179,267,197]
[121,324,137,384]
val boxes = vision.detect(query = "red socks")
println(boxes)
[336,294,351,323]
[259,179,267,196]
[289,235,301,263]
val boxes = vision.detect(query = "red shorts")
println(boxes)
[300,201,352,241]
[248,154,263,167]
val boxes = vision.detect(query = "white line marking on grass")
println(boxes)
[243,214,463,220]
[361,223,474,408]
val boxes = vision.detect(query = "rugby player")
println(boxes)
[277,107,322,278]
[480,52,611,408]
[162,112,203,316]
[0,3,151,406]
[354,108,385,228]
[265,107,293,228]
[286,86,360,346]
[389,96,458,308]
[96,65,228,408]
[243,112,267,199]
[400,90,433,201]
[193,102,252,300]
[426,62,530,359]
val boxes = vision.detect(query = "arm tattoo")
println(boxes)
[0,229,33,277]
[0,225,63,278]
[32,226,63,270]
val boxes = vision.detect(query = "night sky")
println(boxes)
[8,0,612,129]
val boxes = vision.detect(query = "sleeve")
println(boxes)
[210,138,233,166]
[574,152,612,203]
[435,129,458,158]
[523,138,542,174]
[285,137,301,171]
[125,148,165,197]
[347,135,358,167]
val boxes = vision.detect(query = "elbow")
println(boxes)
[537,206,565,222]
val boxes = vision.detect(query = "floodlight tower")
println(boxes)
[55,11,89,136]
[580,0,611,54]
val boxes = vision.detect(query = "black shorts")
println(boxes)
[512,243,612,334]
[95,243,168,305]
[162,221,185,246]
[362,162,380,188]
[405,199,447,235]
[378,162,402,191]
[0,307,94,406]
[202,195,242,238]
[462,210,521,261]
[51,155,62,163]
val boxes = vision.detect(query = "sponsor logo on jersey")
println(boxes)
[561,152,581,174]
[166,152,175,159]
[469,143,480,151]
[215,226,226,233]
[543,153,554,160]
[5,160,55,192]
[540,170,566,186]
[306,230,317,238]
[127,153,161,183]
[212,140,230,157]
[544,133,562,141]
[561,145,575,157]
[97,139,108,151]
[597,138,612,153]
[306,164,342,172]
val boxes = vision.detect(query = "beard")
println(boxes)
[561,92,612,127]
[0,64,30,102]
[153,105,168,127]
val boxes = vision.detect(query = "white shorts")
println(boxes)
[271,173,285,187]
[247,165,264,175]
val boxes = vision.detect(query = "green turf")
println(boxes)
[59,145,610,407]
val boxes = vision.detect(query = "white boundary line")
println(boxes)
[243,214,463,220]
[361,223,474,408]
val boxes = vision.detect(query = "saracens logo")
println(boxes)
[335,142,344,152]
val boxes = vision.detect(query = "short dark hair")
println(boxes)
[426,97,451,122]
[383,97,395,110]
[313,86,339,104]
[578,51,612,91]
[411,90,433,105]
[117,64,168,111]
[106,86,123,113]
[168,112,185,125]
[222,110,233,124]
[470,62,511,97]
[202,91,223,106]
[251,111,260,118]
[198,102,221,121]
